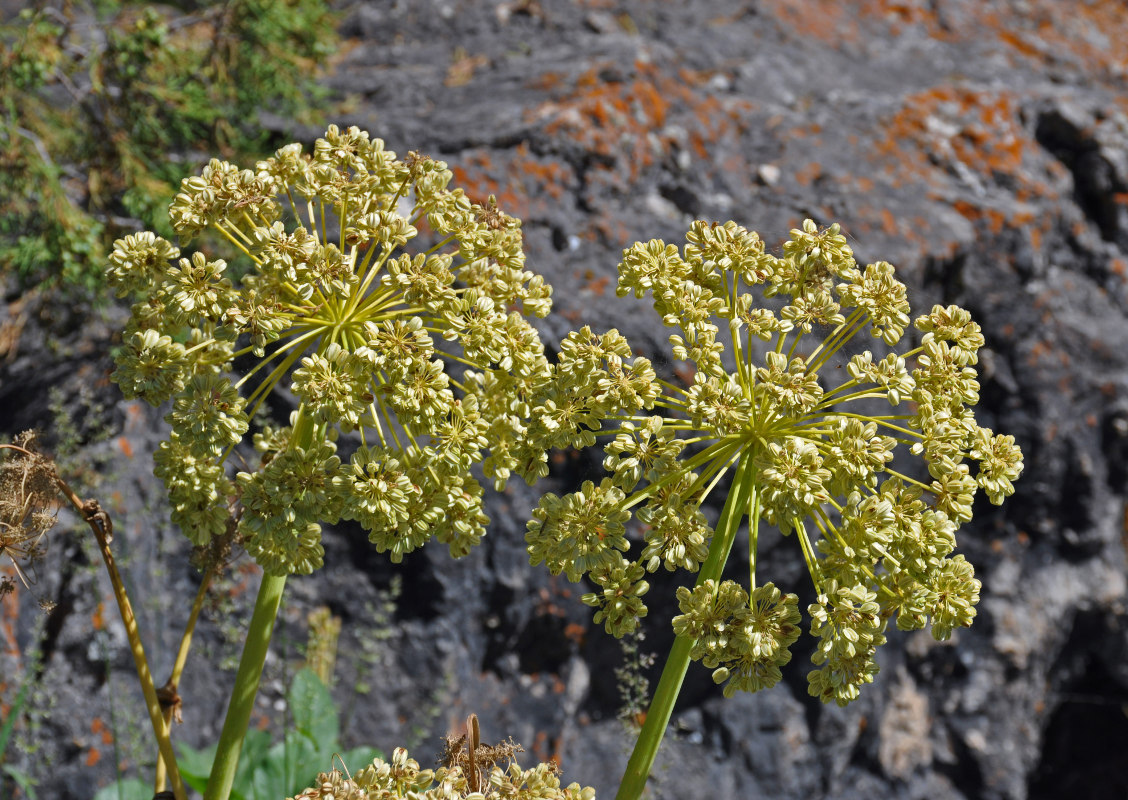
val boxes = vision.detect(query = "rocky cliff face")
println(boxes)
[3,2,1127,798]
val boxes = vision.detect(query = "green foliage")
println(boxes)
[0,610,54,800]
[2,765,38,799]
[0,677,35,795]
[0,0,339,298]
[613,628,656,729]
[93,777,150,800]
[97,669,379,800]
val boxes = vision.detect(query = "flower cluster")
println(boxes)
[525,219,1023,705]
[288,747,595,800]
[108,125,555,574]
[672,580,801,697]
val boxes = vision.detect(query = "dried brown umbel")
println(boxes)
[0,431,60,602]
[439,714,526,793]
[1,435,190,797]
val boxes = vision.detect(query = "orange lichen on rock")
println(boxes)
[92,600,105,631]
[860,85,1061,241]
[984,1,1128,76]
[526,60,752,184]
[563,622,586,644]
[794,162,823,187]
[451,144,576,220]
[880,208,898,235]
[760,0,861,46]
[765,0,1128,78]
[758,0,983,45]
[92,716,114,745]
[872,87,1035,188]
[1027,339,1054,366]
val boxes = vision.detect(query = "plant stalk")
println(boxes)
[203,572,287,800]
[204,411,314,800]
[155,563,216,794]
[614,453,756,800]
[51,474,189,800]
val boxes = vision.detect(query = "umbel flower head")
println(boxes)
[108,125,554,575]
[288,746,595,800]
[524,219,1023,705]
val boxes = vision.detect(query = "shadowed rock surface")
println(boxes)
[2,2,1127,798]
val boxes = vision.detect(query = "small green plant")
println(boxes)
[0,0,338,297]
[180,668,381,800]
[0,635,42,800]
[614,628,656,730]
[351,576,401,697]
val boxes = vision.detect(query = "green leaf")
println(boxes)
[3,766,38,800]
[237,728,272,792]
[92,778,150,800]
[0,680,31,763]
[175,728,274,800]
[250,747,289,800]
[176,740,218,795]
[252,733,320,800]
[287,668,338,746]
[339,745,383,775]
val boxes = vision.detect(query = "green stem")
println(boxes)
[204,412,315,800]
[615,452,756,800]
[203,573,287,800]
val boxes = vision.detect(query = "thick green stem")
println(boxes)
[203,573,287,800]
[615,453,756,800]
[204,412,314,800]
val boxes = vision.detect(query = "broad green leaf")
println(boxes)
[175,740,217,794]
[287,668,338,746]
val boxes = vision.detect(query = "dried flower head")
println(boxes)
[288,746,595,800]
[525,219,1023,704]
[108,125,554,574]
[0,431,60,596]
